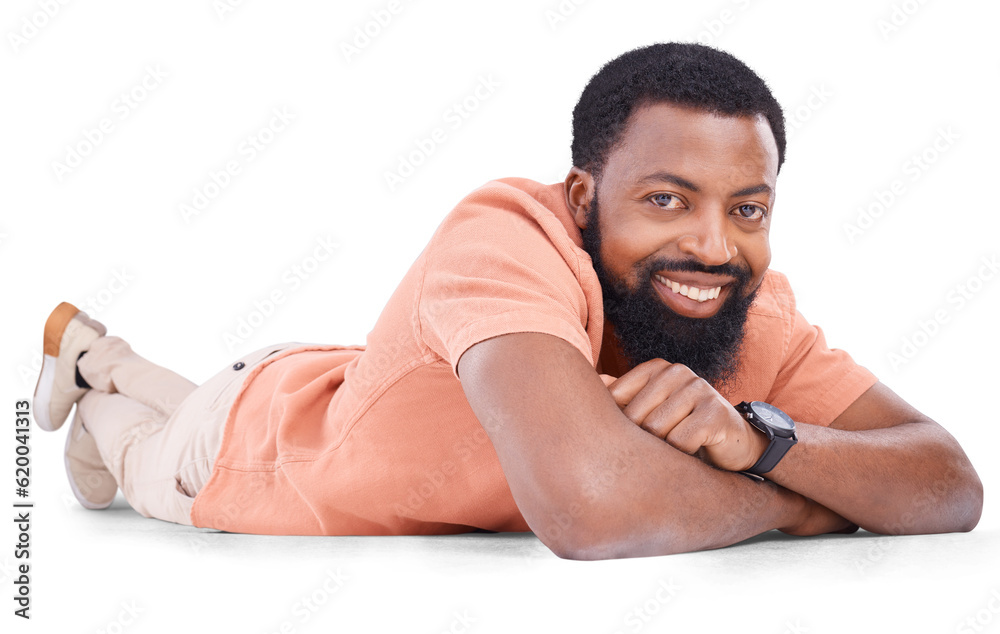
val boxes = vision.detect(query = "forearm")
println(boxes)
[459,333,813,560]
[765,420,983,535]
[513,422,806,560]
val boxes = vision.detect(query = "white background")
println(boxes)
[2,0,998,632]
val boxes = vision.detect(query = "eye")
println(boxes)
[648,193,685,209]
[733,203,767,221]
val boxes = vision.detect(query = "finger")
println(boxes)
[604,358,674,409]
[633,383,700,442]
[664,399,739,464]
[622,366,699,430]
[662,403,708,455]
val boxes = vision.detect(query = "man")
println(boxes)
[35,42,982,560]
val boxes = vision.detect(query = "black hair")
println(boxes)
[571,42,786,179]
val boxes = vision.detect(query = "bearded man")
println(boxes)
[34,42,982,559]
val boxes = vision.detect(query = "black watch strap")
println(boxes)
[736,401,798,478]
[744,433,796,475]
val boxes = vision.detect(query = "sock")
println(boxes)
[75,351,92,389]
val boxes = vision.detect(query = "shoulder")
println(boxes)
[417,179,605,371]
[453,178,580,238]
[455,177,556,213]
[426,177,589,272]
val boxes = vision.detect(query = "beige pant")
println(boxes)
[76,337,300,525]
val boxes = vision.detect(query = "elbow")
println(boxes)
[544,532,622,562]
[542,530,628,561]
[541,521,690,561]
[943,457,984,533]
[871,463,985,536]
[527,500,605,561]
[515,473,630,560]
[513,459,698,560]
[520,485,634,560]
[545,538,597,562]
[527,498,689,561]
[932,427,985,533]
[956,470,984,533]
[937,434,985,533]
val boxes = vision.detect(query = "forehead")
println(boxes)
[602,102,779,190]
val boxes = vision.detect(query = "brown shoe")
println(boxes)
[33,302,107,431]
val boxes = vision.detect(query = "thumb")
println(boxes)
[599,373,617,387]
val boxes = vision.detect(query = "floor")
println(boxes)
[16,494,999,633]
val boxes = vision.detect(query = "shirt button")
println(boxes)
[233,361,245,371]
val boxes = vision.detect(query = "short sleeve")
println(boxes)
[417,184,595,380]
[766,308,879,426]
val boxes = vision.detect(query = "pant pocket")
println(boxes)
[206,343,302,411]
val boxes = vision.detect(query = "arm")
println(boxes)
[603,361,983,536]
[764,381,983,535]
[457,331,817,560]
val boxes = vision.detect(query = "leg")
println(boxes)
[35,302,301,522]
[77,336,196,418]
[76,341,301,524]
[68,335,201,518]
[75,390,196,522]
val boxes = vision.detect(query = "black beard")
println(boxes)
[581,195,759,389]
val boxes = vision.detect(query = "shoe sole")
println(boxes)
[34,361,58,431]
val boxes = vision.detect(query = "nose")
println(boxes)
[675,208,737,266]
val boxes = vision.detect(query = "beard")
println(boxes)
[581,194,760,390]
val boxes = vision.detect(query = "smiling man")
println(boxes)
[35,43,982,559]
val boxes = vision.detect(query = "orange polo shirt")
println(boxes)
[190,178,878,535]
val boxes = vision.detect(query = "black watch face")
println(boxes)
[750,402,795,435]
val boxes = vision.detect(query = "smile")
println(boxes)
[653,274,722,303]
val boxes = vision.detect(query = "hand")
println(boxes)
[600,359,769,472]
[779,494,859,536]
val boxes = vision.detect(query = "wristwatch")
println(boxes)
[736,401,798,479]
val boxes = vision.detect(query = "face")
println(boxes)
[567,102,780,385]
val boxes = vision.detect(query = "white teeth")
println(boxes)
[654,274,723,303]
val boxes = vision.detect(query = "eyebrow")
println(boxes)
[637,171,773,198]
[637,171,700,192]
[731,183,773,197]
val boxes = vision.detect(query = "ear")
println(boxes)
[564,166,596,231]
